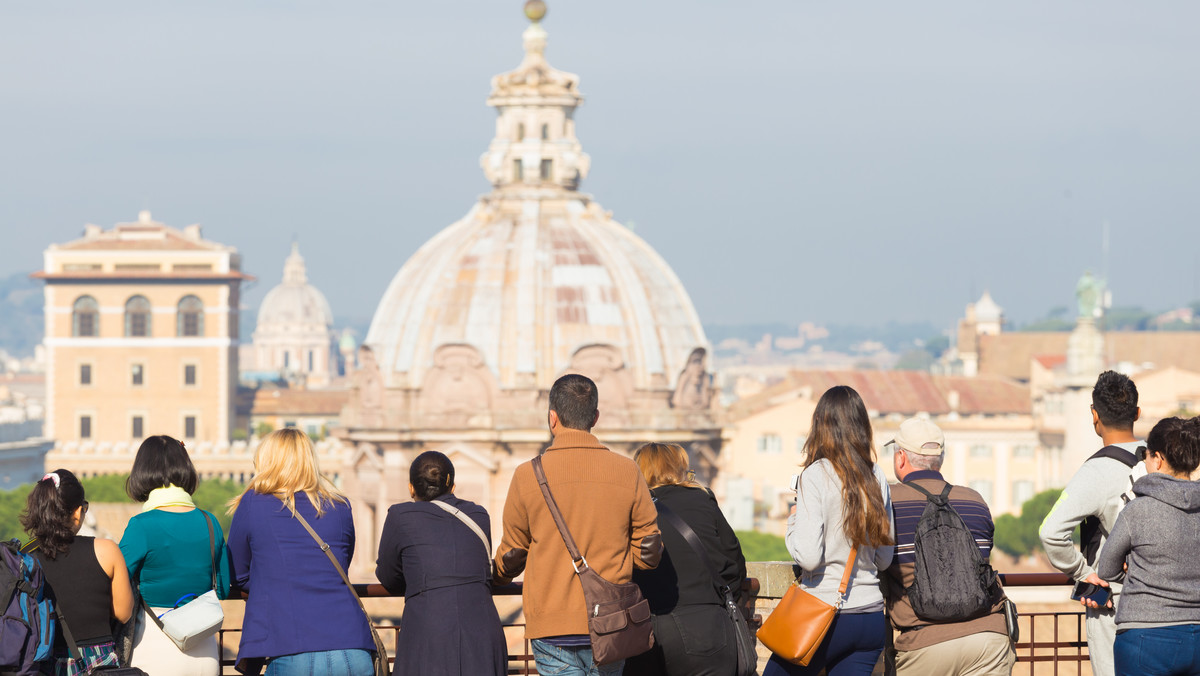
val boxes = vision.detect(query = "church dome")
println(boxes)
[974,290,1003,324]
[256,243,334,331]
[364,12,708,394]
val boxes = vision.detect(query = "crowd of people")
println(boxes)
[13,369,1200,676]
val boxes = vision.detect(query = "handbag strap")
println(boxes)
[284,500,378,635]
[530,455,587,572]
[428,499,493,582]
[654,500,733,598]
[56,606,84,663]
[139,510,217,630]
[833,547,858,609]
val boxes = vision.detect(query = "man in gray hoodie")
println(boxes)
[1039,370,1141,676]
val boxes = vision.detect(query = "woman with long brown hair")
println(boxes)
[764,385,895,676]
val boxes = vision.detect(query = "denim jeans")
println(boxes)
[1114,625,1200,676]
[762,611,886,676]
[531,639,624,676]
[265,649,374,676]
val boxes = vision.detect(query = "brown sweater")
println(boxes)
[494,429,661,639]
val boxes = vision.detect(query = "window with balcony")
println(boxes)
[125,295,151,337]
[177,295,204,337]
[73,296,99,337]
[970,444,992,458]
[756,434,783,454]
[1012,480,1035,509]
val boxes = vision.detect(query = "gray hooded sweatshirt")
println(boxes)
[1097,472,1200,629]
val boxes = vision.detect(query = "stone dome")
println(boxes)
[363,13,708,395]
[366,197,708,391]
[256,243,334,330]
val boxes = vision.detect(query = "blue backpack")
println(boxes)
[0,539,56,675]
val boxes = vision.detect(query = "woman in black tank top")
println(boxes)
[22,469,134,675]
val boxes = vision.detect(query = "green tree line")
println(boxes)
[0,475,246,542]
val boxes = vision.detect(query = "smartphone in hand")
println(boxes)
[1070,581,1111,607]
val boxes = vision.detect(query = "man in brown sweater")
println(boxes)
[495,374,662,675]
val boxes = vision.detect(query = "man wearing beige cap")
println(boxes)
[881,417,1015,675]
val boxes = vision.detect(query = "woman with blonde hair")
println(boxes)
[625,443,747,676]
[227,428,376,676]
[764,385,895,676]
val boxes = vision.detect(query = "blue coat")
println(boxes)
[375,494,506,676]
[228,491,375,660]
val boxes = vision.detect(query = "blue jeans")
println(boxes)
[762,611,886,676]
[265,649,374,676]
[1115,625,1200,676]
[531,639,624,676]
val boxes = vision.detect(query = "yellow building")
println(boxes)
[36,212,250,468]
[721,370,1042,530]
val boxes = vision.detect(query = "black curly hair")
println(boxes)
[20,469,86,559]
[1092,370,1138,430]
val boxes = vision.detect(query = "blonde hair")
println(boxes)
[228,428,346,517]
[634,443,703,490]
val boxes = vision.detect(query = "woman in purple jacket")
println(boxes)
[227,429,376,676]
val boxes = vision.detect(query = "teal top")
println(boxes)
[120,508,232,608]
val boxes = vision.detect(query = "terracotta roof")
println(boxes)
[251,388,350,416]
[979,331,1200,381]
[1034,354,1067,370]
[729,370,1030,420]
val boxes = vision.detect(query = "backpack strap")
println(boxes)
[907,480,952,503]
[1087,445,1138,468]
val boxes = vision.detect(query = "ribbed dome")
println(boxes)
[256,243,334,330]
[366,196,707,391]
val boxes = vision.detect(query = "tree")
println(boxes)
[993,488,1065,558]
[734,530,790,562]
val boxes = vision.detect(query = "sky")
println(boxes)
[2,1,1198,333]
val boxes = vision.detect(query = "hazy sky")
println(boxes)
[3,1,1198,332]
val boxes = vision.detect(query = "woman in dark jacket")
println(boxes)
[375,451,506,676]
[625,443,747,676]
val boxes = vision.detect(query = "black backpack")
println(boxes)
[905,482,998,623]
[1079,445,1142,566]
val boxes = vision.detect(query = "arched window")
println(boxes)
[125,295,151,337]
[541,123,549,140]
[517,123,525,141]
[177,295,204,336]
[72,296,99,337]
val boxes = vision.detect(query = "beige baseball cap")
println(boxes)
[888,417,945,456]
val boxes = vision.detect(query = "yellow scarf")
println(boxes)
[142,485,196,512]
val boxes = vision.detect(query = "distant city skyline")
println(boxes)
[3,1,1198,331]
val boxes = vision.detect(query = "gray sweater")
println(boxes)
[1097,472,1200,628]
[1039,442,1142,592]
[786,459,894,611]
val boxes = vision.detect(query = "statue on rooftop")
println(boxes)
[1075,271,1105,319]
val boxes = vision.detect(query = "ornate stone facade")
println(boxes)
[336,4,720,575]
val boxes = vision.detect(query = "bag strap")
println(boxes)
[56,606,84,664]
[907,481,952,502]
[654,501,730,596]
[1088,445,1139,468]
[284,500,377,636]
[530,456,587,572]
[835,547,858,609]
[428,499,492,582]
[139,510,217,630]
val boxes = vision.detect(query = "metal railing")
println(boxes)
[214,573,1090,675]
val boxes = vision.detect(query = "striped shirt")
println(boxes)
[891,470,995,566]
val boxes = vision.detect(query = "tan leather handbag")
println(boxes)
[756,548,858,666]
